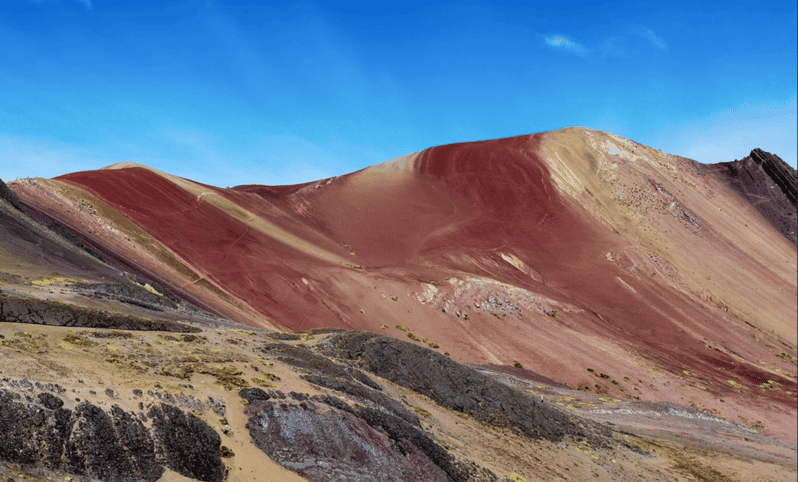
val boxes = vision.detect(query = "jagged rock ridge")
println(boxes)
[709,148,798,244]
[0,178,25,213]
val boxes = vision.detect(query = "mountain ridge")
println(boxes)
[708,148,797,244]
[1,127,795,481]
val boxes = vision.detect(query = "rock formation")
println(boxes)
[709,148,798,244]
[0,178,24,213]
[0,128,795,481]
[0,389,225,481]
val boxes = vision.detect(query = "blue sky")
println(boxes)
[1,0,796,186]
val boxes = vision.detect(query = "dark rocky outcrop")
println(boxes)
[74,282,179,312]
[148,403,225,482]
[0,389,225,482]
[353,404,500,482]
[0,178,24,212]
[0,293,199,332]
[239,387,286,403]
[108,406,162,480]
[258,342,417,423]
[709,149,798,244]
[242,332,616,481]
[65,402,140,480]
[750,149,798,206]
[244,397,453,482]
[322,331,612,445]
[37,392,64,410]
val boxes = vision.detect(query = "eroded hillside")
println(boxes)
[1,127,796,480]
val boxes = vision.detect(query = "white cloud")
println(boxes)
[544,35,588,55]
[634,27,667,50]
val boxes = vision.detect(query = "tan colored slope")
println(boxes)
[9,128,796,445]
[541,127,796,342]
[1,321,794,482]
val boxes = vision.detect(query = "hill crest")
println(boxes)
[8,128,797,445]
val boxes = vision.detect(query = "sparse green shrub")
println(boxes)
[404,400,432,418]
[513,360,524,369]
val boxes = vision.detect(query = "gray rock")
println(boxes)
[37,392,64,410]
[0,387,223,482]
[245,399,450,482]
[149,403,225,482]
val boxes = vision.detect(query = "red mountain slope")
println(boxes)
[11,127,797,443]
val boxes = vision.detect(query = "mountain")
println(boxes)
[1,127,796,481]
[708,148,797,244]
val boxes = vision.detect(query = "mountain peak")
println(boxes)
[749,148,798,206]
[708,148,798,244]
[6,130,797,449]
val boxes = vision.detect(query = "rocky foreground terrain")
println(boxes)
[1,319,795,482]
[0,127,796,481]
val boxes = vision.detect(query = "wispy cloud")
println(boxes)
[634,27,666,50]
[544,35,588,55]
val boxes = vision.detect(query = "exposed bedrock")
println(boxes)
[148,403,226,482]
[74,282,179,312]
[0,389,225,482]
[243,333,614,482]
[242,390,501,482]
[0,293,199,332]
[750,148,798,206]
[258,342,419,425]
[0,178,25,212]
[710,148,798,244]
[244,397,451,482]
[322,332,612,444]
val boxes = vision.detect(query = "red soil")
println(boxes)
[13,129,796,443]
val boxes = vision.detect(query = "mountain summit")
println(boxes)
[2,127,796,480]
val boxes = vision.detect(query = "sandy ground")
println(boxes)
[1,317,795,482]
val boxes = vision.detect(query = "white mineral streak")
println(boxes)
[543,148,583,197]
